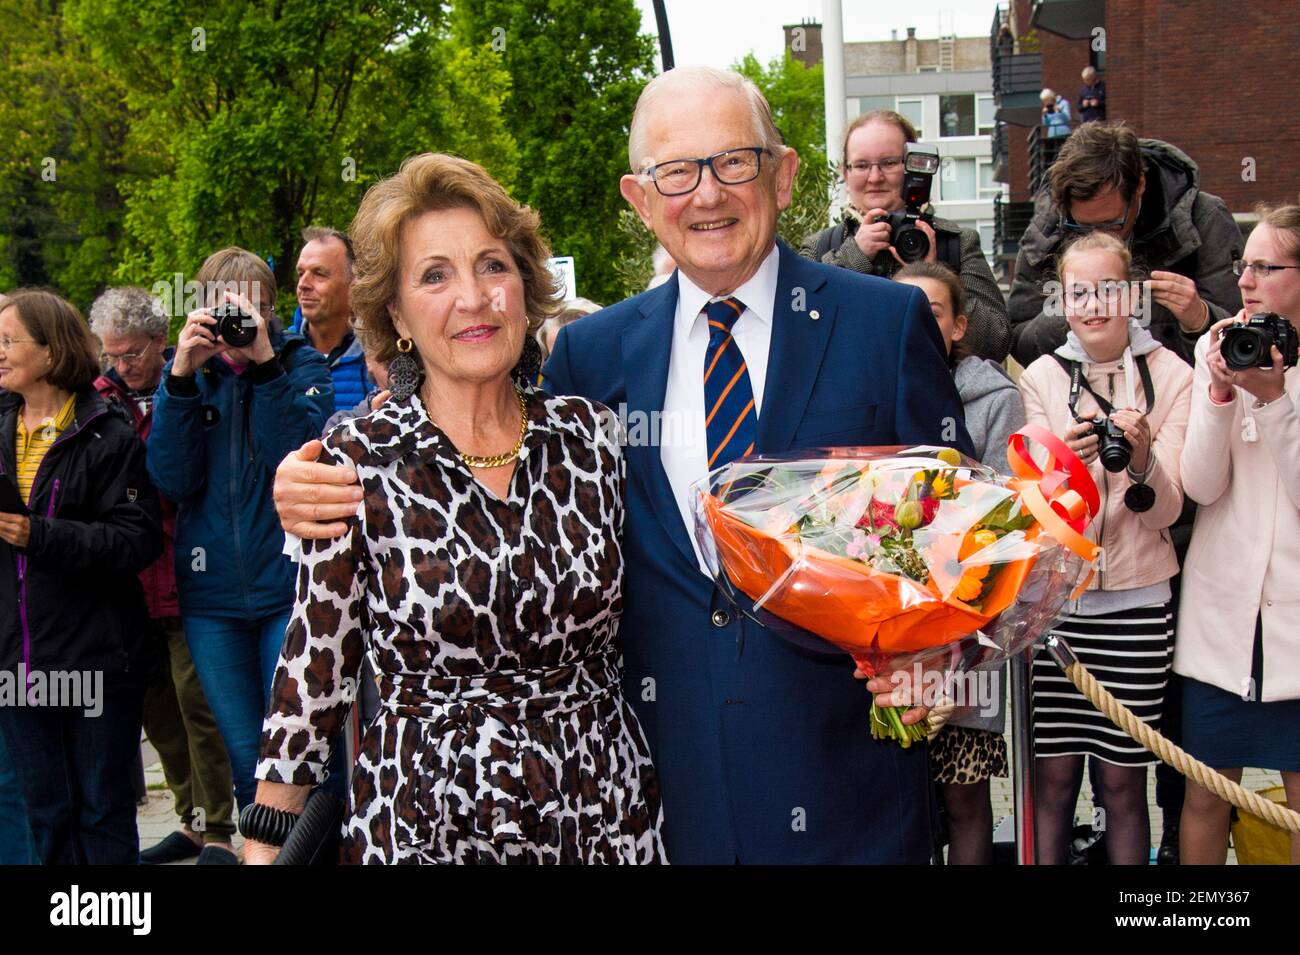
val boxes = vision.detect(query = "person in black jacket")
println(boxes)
[0,289,163,864]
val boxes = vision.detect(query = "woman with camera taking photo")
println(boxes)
[1018,231,1193,864]
[800,109,1010,361]
[1176,203,1300,865]
[148,249,334,826]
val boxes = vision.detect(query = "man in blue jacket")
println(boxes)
[271,69,972,863]
[292,226,371,414]
[148,248,336,811]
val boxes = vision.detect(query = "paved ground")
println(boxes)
[988,702,1284,865]
[139,730,1283,865]
[138,740,243,864]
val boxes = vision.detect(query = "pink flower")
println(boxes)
[861,497,899,532]
[921,495,940,525]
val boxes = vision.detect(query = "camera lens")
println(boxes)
[1095,420,1131,473]
[894,226,930,263]
[213,306,257,348]
[1222,327,1263,370]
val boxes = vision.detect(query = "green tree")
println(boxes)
[0,0,137,305]
[450,0,655,305]
[734,51,835,249]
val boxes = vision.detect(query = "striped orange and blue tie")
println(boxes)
[703,296,757,473]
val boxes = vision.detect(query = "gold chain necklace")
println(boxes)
[459,390,528,469]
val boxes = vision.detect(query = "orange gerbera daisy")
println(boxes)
[952,529,998,601]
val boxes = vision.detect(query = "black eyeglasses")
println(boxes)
[642,147,770,197]
[1232,259,1300,278]
[1061,195,1136,235]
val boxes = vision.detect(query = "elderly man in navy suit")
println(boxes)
[272,67,973,863]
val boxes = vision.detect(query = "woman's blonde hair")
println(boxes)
[349,152,562,365]
[1255,202,1300,261]
[841,109,917,168]
[1057,230,1133,280]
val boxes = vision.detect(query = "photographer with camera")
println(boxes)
[1018,232,1192,865]
[1009,122,1242,368]
[801,110,1010,362]
[148,248,333,819]
[1040,88,1072,139]
[1176,203,1300,865]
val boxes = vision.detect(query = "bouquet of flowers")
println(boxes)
[691,426,1101,746]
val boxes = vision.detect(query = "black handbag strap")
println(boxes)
[1052,352,1155,421]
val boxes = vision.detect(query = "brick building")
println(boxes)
[990,0,1300,280]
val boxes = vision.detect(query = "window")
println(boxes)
[854,95,895,117]
[896,98,924,140]
[978,159,1000,198]
[940,157,977,201]
[939,94,975,137]
[976,95,995,135]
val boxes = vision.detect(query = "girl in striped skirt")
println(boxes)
[1018,232,1193,864]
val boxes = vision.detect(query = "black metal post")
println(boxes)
[652,0,674,71]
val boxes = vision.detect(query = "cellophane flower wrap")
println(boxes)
[691,426,1102,746]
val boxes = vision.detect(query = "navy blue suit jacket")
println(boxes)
[542,241,975,863]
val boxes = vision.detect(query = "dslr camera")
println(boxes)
[1087,416,1131,473]
[1221,312,1299,370]
[208,302,258,348]
[876,143,941,264]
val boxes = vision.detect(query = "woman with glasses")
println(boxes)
[1018,232,1193,865]
[1008,122,1242,368]
[1176,203,1300,864]
[799,109,1010,362]
[0,289,163,863]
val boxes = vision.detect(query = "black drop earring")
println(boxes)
[387,338,420,401]
[513,333,543,389]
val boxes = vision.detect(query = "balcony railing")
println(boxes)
[991,120,1010,183]
[993,193,1036,281]
[1028,124,1069,196]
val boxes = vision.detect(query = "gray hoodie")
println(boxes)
[944,356,1026,734]
[953,355,1026,475]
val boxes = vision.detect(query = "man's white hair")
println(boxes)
[627,66,786,174]
[89,287,169,340]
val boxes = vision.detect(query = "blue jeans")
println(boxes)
[0,729,38,864]
[0,686,145,864]
[183,612,346,809]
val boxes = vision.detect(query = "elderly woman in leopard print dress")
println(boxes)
[245,153,665,864]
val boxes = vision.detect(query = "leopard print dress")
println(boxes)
[255,389,666,864]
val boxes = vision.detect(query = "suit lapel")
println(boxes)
[756,242,835,453]
[622,276,699,570]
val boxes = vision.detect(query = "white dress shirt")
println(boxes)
[661,243,779,571]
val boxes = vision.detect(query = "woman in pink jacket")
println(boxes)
[1176,203,1300,865]
[1019,232,1193,864]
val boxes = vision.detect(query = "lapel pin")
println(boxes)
[809,309,820,321]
